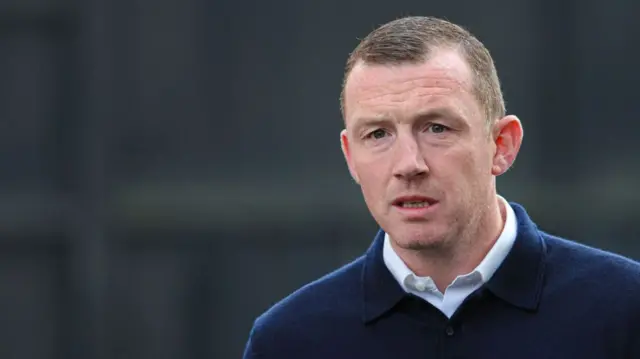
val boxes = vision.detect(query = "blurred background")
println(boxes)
[1,0,639,357]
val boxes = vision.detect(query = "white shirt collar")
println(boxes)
[383,196,518,295]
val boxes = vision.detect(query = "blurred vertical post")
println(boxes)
[535,0,579,184]
[67,0,113,357]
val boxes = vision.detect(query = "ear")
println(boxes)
[340,129,360,184]
[491,115,523,176]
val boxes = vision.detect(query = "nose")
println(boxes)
[392,134,429,180]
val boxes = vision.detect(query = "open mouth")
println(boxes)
[398,201,430,208]
[392,196,436,209]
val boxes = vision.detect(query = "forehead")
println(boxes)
[343,49,477,121]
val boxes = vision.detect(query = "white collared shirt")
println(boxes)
[383,196,518,318]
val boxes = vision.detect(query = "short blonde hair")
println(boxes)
[340,16,505,126]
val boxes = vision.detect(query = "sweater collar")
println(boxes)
[361,201,546,323]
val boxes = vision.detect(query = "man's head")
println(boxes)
[340,16,523,251]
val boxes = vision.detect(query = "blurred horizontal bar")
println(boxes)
[112,178,370,231]
[112,174,640,231]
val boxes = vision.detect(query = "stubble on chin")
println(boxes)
[393,229,452,252]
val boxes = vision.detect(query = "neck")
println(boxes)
[392,196,507,292]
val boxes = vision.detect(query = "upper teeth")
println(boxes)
[401,201,428,208]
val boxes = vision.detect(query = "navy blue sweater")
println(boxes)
[243,203,640,359]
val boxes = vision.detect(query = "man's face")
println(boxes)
[341,49,510,250]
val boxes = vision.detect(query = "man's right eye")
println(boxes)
[367,129,387,140]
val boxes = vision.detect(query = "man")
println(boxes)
[242,16,640,359]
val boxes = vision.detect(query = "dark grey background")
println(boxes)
[1,0,639,358]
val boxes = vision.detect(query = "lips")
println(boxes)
[392,195,437,208]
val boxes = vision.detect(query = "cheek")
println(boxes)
[459,149,496,201]
[455,139,492,171]
[432,146,474,173]
[435,147,488,190]
[354,161,388,199]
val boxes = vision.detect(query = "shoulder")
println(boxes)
[256,254,364,324]
[540,232,640,349]
[245,255,365,354]
[543,231,640,276]
[541,231,640,294]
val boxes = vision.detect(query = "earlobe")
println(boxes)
[491,115,523,176]
[340,130,360,184]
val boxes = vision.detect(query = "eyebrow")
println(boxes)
[413,108,463,123]
[351,107,464,131]
[352,116,391,129]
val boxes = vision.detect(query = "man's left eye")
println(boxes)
[428,124,448,133]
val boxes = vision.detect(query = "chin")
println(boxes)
[397,237,446,251]
[388,226,448,251]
